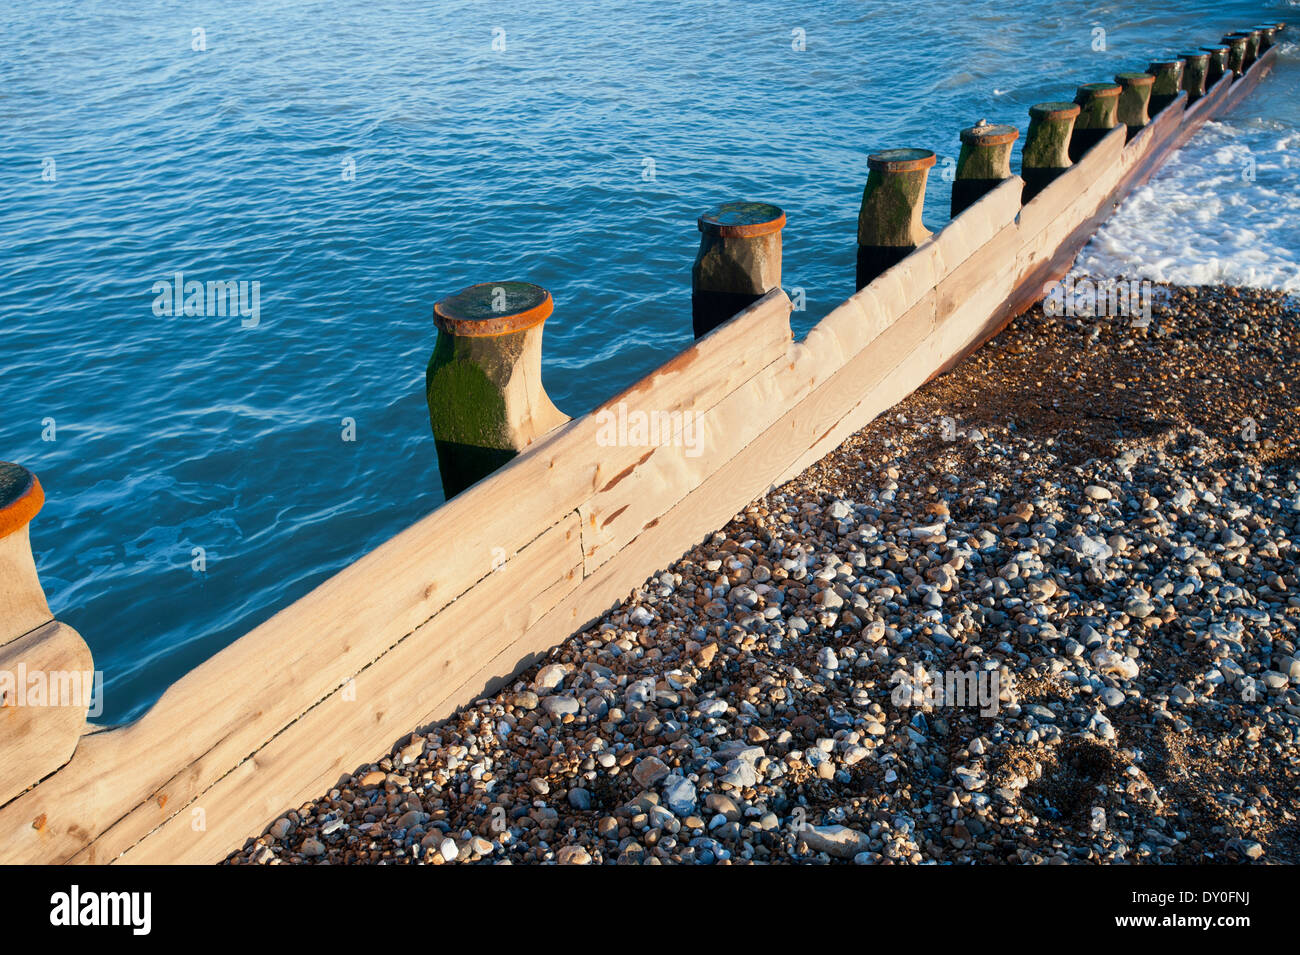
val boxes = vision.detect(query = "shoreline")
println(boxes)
[227,281,1300,865]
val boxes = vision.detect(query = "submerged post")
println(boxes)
[856,148,936,289]
[691,202,785,339]
[1146,59,1185,114]
[426,282,569,498]
[1178,52,1210,102]
[951,122,1018,217]
[1221,35,1247,76]
[1021,102,1079,203]
[1115,74,1154,139]
[1069,83,1121,162]
[1200,46,1229,87]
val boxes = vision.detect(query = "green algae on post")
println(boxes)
[1146,59,1185,114]
[1069,83,1120,163]
[426,282,568,498]
[691,202,785,339]
[952,122,1019,217]
[856,148,936,289]
[1021,102,1079,203]
[1114,74,1155,140]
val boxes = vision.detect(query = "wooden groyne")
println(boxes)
[0,25,1284,864]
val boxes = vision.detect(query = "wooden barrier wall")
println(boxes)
[0,47,1278,864]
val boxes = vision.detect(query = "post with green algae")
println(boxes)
[1178,52,1210,102]
[1146,59,1185,114]
[1253,24,1283,52]
[1115,73,1154,140]
[1068,83,1121,163]
[1220,35,1248,76]
[951,122,1019,217]
[690,202,785,339]
[425,282,569,498]
[1020,102,1079,203]
[1227,30,1261,69]
[855,148,936,289]
[1200,46,1229,88]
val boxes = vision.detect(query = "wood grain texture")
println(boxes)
[0,622,93,807]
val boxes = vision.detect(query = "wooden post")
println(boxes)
[1115,74,1155,140]
[1200,46,1229,88]
[1146,59,1185,114]
[1230,30,1261,69]
[951,122,1018,217]
[691,202,785,339]
[0,464,50,642]
[1221,35,1248,77]
[1021,102,1079,203]
[856,148,936,289]
[1179,52,1210,102]
[426,282,569,498]
[0,462,95,805]
[1252,25,1278,53]
[1069,83,1121,162]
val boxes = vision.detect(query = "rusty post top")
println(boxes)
[959,122,1018,146]
[0,463,44,541]
[867,148,936,172]
[1178,51,1210,63]
[1029,102,1081,121]
[1115,72,1156,87]
[697,202,786,238]
[1221,34,1248,46]
[1199,45,1230,55]
[433,282,553,337]
[1076,82,1121,98]
[1147,58,1184,70]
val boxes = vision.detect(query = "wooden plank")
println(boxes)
[97,513,583,863]
[1018,124,1127,241]
[0,621,93,807]
[0,294,789,866]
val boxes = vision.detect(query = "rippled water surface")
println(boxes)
[2,0,1295,723]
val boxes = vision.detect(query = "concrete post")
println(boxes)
[1146,59,1185,114]
[426,282,569,498]
[1178,52,1210,102]
[1200,46,1229,87]
[1021,102,1079,203]
[1069,83,1121,162]
[951,121,1018,217]
[856,148,936,289]
[1221,35,1248,76]
[1115,73,1155,139]
[691,202,785,339]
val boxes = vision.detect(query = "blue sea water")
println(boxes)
[2,0,1296,724]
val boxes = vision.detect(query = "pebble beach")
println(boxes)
[227,283,1300,865]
